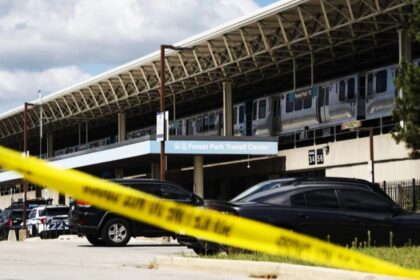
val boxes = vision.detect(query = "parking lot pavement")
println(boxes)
[0,237,401,280]
[0,237,249,280]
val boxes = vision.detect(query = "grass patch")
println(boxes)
[197,246,420,270]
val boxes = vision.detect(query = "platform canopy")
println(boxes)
[0,0,413,142]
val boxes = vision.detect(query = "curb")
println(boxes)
[156,257,399,280]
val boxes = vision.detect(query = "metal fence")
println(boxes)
[380,179,420,212]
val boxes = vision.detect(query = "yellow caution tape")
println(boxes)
[0,145,419,279]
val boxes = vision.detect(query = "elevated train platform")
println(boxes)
[0,0,418,207]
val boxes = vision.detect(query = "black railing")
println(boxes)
[278,117,396,149]
[380,179,420,212]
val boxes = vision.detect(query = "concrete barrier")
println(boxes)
[7,229,17,241]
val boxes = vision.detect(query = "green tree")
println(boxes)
[392,2,420,158]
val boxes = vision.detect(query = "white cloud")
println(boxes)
[0,0,262,113]
[0,0,260,70]
[0,67,92,112]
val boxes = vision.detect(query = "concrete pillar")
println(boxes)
[398,29,412,98]
[223,80,233,136]
[118,112,126,142]
[193,156,204,198]
[151,162,160,179]
[46,133,53,158]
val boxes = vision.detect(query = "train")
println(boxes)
[53,60,418,157]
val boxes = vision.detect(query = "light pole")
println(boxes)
[360,127,375,183]
[23,102,34,231]
[159,45,192,181]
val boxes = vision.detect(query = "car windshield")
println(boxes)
[230,178,296,202]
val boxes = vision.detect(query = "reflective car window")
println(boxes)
[45,208,68,216]
[290,193,306,207]
[127,183,162,197]
[305,190,339,209]
[161,184,190,201]
[341,190,392,212]
[28,209,36,219]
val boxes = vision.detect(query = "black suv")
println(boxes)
[69,179,203,246]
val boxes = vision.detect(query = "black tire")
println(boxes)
[101,218,131,247]
[192,247,220,256]
[85,234,105,246]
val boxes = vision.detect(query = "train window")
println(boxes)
[176,120,183,135]
[319,88,325,106]
[187,119,194,135]
[339,80,346,101]
[294,95,303,111]
[347,78,355,99]
[367,73,373,96]
[196,116,203,133]
[203,114,209,132]
[253,102,257,120]
[303,93,312,109]
[233,107,237,125]
[273,97,279,116]
[209,113,215,130]
[239,105,245,123]
[258,100,267,119]
[376,70,387,93]
[286,93,294,113]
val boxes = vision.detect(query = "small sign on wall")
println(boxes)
[316,148,324,164]
[308,148,324,166]
[308,150,315,165]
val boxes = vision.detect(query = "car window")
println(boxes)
[28,209,37,219]
[160,184,191,201]
[230,179,296,202]
[290,193,306,207]
[128,183,162,197]
[340,190,393,212]
[46,207,69,216]
[305,190,339,209]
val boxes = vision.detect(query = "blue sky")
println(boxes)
[0,0,279,113]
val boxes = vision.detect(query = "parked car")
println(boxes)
[69,179,204,246]
[230,177,392,202]
[26,205,70,239]
[180,179,420,254]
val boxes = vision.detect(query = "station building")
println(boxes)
[0,0,418,208]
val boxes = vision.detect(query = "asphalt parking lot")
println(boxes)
[0,236,248,280]
[0,236,398,280]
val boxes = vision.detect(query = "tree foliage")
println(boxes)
[392,1,420,158]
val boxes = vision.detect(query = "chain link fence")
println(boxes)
[380,179,420,212]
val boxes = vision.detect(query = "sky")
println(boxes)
[0,0,278,114]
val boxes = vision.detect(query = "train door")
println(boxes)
[272,95,281,134]
[317,85,330,123]
[357,75,366,120]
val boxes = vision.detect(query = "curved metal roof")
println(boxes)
[0,0,412,141]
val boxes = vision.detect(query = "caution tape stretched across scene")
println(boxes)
[0,145,419,279]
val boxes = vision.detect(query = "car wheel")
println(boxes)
[101,218,131,246]
[192,247,220,256]
[85,234,105,246]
